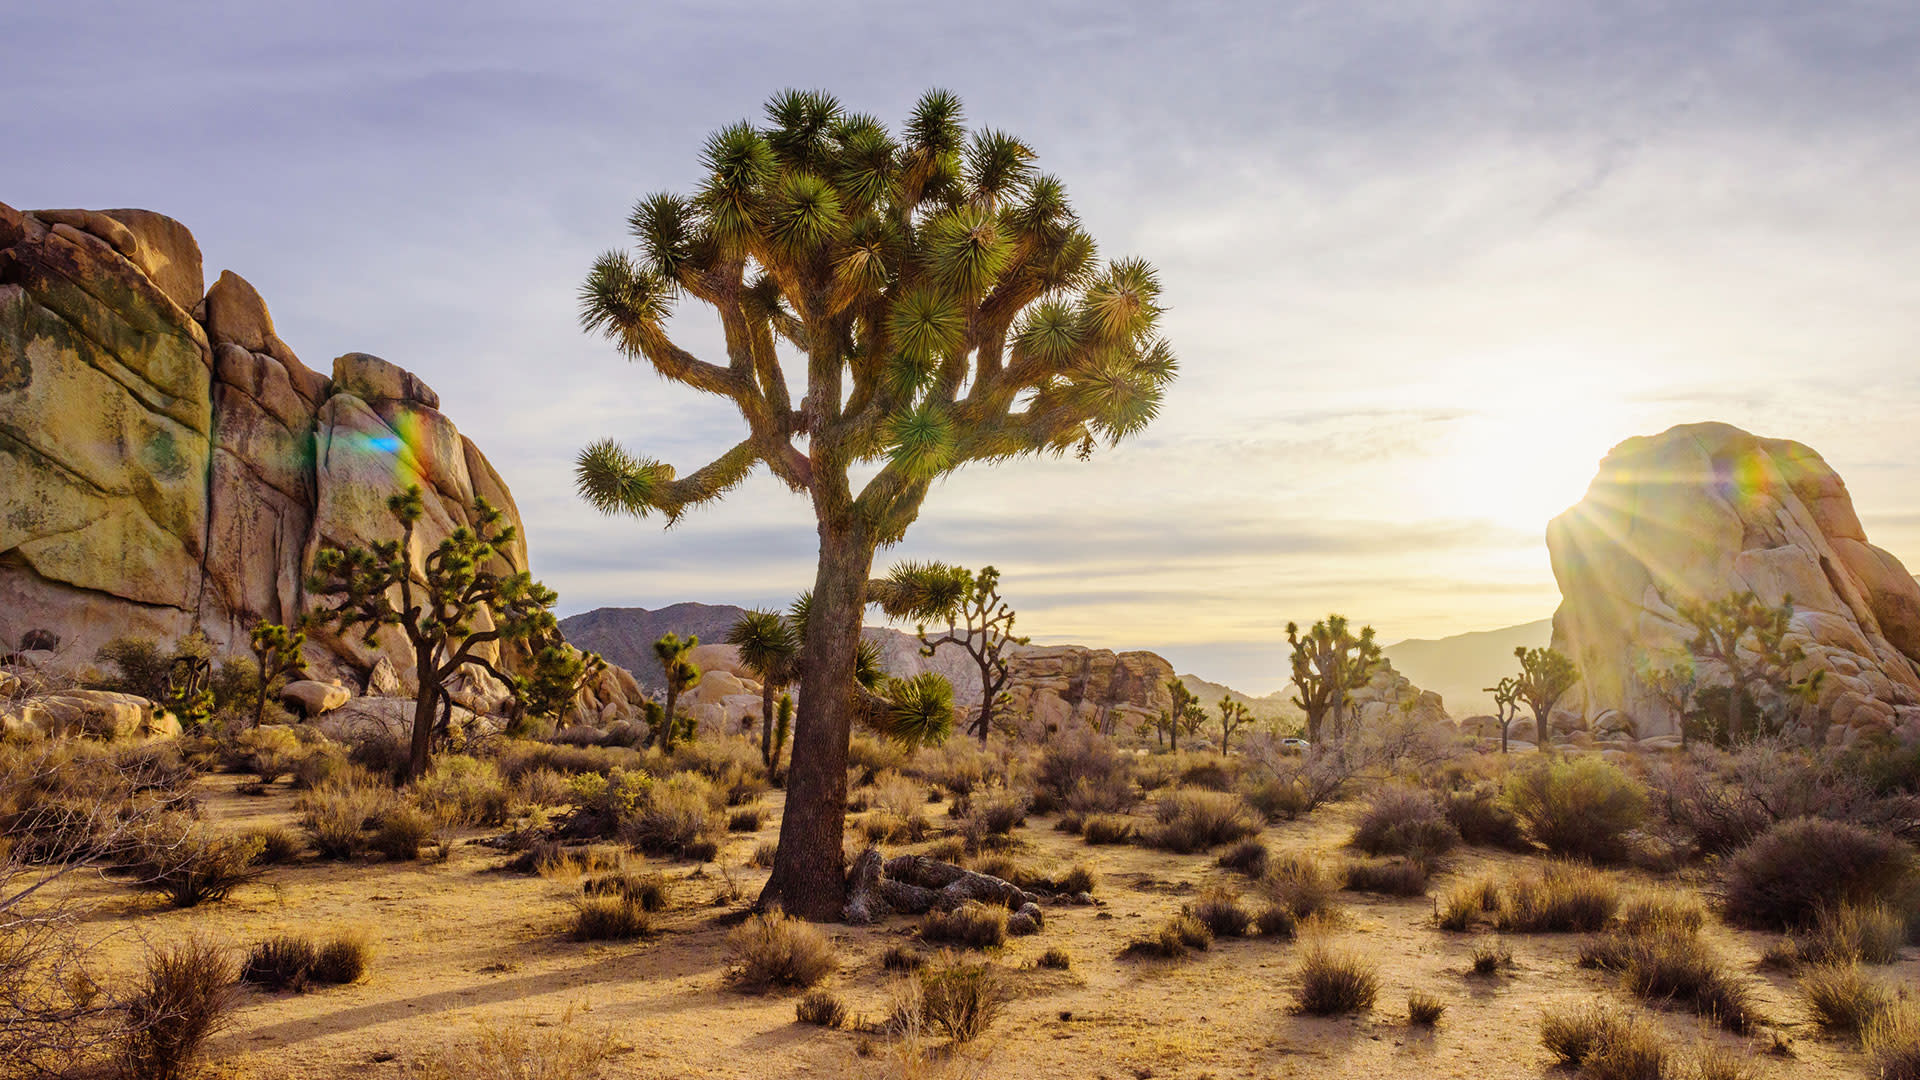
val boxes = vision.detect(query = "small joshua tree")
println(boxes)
[519,631,606,727]
[773,692,795,765]
[1216,695,1253,755]
[653,632,703,749]
[247,623,307,729]
[1485,674,1524,753]
[1675,590,1822,745]
[1640,654,1701,748]
[1287,615,1381,743]
[1145,677,1206,753]
[869,562,1029,745]
[306,486,561,780]
[726,609,802,766]
[1512,646,1579,745]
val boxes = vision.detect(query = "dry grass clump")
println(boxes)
[1143,788,1261,853]
[1080,814,1136,845]
[371,804,435,861]
[1218,838,1270,877]
[1722,817,1914,930]
[728,806,765,833]
[1799,962,1894,1034]
[622,773,725,860]
[1350,786,1460,858]
[1689,1042,1761,1080]
[240,824,303,865]
[1503,756,1647,864]
[411,755,513,826]
[1792,902,1908,966]
[1120,912,1214,959]
[882,944,926,972]
[1616,890,1707,937]
[117,939,236,1080]
[1036,946,1072,970]
[920,901,1009,950]
[725,911,837,990]
[1190,885,1254,938]
[1865,1002,1920,1080]
[299,780,388,860]
[1539,1002,1668,1080]
[1038,729,1138,816]
[1290,941,1379,1016]
[893,953,1008,1044]
[513,766,571,808]
[1443,782,1530,850]
[407,1009,616,1080]
[795,988,848,1028]
[1437,877,1502,931]
[241,932,369,991]
[1255,852,1340,933]
[570,893,656,941]
[1407,990,1446,1027]
[749,840,778,868]
[129,820,266,907]
[1578,923,1763,1033]
[584,870,671,911]
[1343,856,1431,897]
[1494,863,1621,933]
[1468,937,1512,975]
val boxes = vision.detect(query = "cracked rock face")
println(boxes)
[0,202,637,723]
[1547,421,1920,744]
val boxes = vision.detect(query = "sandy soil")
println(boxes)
[71,773,1910,1079]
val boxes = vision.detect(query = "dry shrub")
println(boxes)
[1407,990,1446,1026]
[118,940,235,1080]
[1143,788,1261,853]
[1495,863,1621,933]
[130,821,266,907]
[750,840,778,868]
[1218,838,1270,877]
[299,781,387,860]
[1865,1002,1920,1080]
[1121,912,1213,959]
[1723,817,1914,930]
[1290,941,1378,1015]
[241,932,367,991]
[1343,856,1430,897]
[571,894,655,941]
[290,743,350,790]
[1080,814,1135,845]
[1259,852,1340,925]
[847,735,909,785]
[513,767,571,809]
[882,944,926,972]
[895,953,1007,1044]
[1616,890,1707,937]
[920,902,1008,950]
[241,825,302,866]
[1443,783,1529,850]
[622,773,724,858]
[1800,962,1893,1034]
[1036,946,1071,970]
[1690,1042,1759,1080]
[1468,937,1512,975]
[412,756,513,826]
[313,934,369,985]
[408,1008,616,1080]
[726,911,837,990]
[1437,878,1500,931]
[372,805,434,861]
[1190,886,1253,938]
[1579,925,1762,1033]
[1350,786,1460,858]
[1037,728,1136,814]
[729,806,766,833]
[1805,902,1907,965]
[1539,1002,1668,1080]
[584,871,670,911]
[1503,756,1647,863]
[796,988,847,1028]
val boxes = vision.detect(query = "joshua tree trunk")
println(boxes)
[761,522,874,920]
[408,651,437,781]
[660,683,680,750]
[760,680,777,767]
[972,659,994,746]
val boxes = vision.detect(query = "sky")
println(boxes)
[6,1,1918,694]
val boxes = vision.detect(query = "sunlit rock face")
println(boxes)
[0,202,636,723]
[1547,421,1920,743]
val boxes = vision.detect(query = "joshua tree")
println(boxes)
[1675,591,1821,744]
[1216,695,1253,755]
[1286,615,1381,743]
[1511,645,1579,746]
[1640,654,1701,748]
[518,632,606,727]
[726,609,803,766]
[247,623,307,729]
[572,89,1173,918]
[1485,674,1524,754]
[1146,677,1206,753]
[653,632,702,749]
[307,486,560,780]
[869,562,1029,745]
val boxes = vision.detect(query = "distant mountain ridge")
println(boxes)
[1382,618,1553,716]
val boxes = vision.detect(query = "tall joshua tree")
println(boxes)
[1675,591,1821,744]
[726,609,801,766]
[308,487,561,780]
[1511,645,1579,746]
[1216,695,1253,755]
[869,562,1029,745]
[247,622,307,730]
[574,89,1174,918]
[653,632,702,749]
[1287,615,1381,743]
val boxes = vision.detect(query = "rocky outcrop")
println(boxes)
[1547,422,1920,744]
[0,203,638,724]
[998,645,1175,735]
[1347,659,1448,728]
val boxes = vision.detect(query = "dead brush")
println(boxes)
[1120,912,1213,959]
[407,1007,616,1080]
[1189,885,1254,938]
[725,910,837,990]
[1436,878,1500,931]
[1799,962,1894,1034]
[1578,922,1764,1033]
[1494,862,1621,933]
[117,939,236,1080]
[128,821,266,908]
[1259,852,1340,925]
[1342,856,1431,897]
[1349,786,1460,858]
[1290,941,1379,1016]
[241,932,369,990]
[1217,838,1270,877]
[1468,937,1512,975]
[796,988,848,1028]
[1080,814,1136,845]
[1143,788,1262,853]
[891,952,1008,1044]
[1406,990,1446,1027]
[920,901,1009,950]
[570,893,655,941]
[1539,1002,1669,1078]
[584,870,670,911]
[1864,1001,1920,1080]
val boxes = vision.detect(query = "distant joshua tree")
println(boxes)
[1216,695,1253,754]
[1144,677,1206,753]
[306,486,564,780]
[726,609,802,767]
[869,562,1028,745]
[247,623,307,730]
[1287,615,1381,743]
[1485,674,1524,753]
[1674,591,1821,745]
[1511,646,1579,745]
[652,632,702,749]
[571,88,1176,918]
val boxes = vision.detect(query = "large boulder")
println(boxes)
[1547,422,1920,743]
[280,679,351,717]
[998,645,1175,736]
[1,690,162,740]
